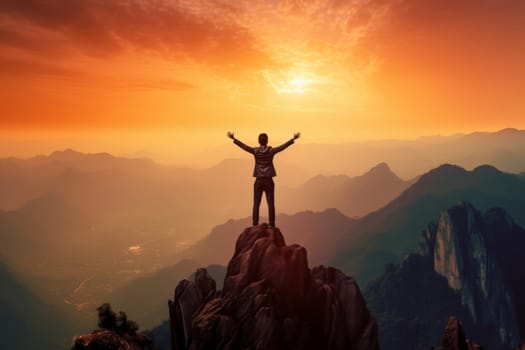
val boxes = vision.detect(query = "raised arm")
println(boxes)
[227,131,254,154]
[273,132,300,154]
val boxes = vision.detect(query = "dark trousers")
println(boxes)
[253,177,275,226]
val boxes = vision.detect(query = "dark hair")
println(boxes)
[258,133,268,145]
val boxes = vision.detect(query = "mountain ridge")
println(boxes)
[332,163,525,283]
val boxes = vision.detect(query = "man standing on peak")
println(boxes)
[227,131,300,227]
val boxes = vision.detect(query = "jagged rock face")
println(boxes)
[169,269,217,350]
[441,316,482,350]
[432,202,520,346]
[310,266,378,350]
[169,224,379,350]
[366,201,525,349]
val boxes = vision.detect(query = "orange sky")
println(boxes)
[1,0,524,160]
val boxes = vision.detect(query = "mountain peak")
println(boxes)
[472,164,501,175]
[356,162,403,185]
[169,224,379,350]
[496,127,521,135]
[429,163,466,176]
[367,162,393,175]
[409,164,467,191]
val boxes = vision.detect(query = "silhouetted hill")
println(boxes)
[169,225,379,349]
[332,164,525,283]
[0,261,69,350]
[177,208,355,268]
[281,162,416,217]
[365,202,525,349]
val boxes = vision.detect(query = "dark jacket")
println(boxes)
[233,138,294,177]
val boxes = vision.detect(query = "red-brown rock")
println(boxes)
[441,316,482,350]
[169,224,379,350]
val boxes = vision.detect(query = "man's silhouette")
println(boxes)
[227,131,300,227]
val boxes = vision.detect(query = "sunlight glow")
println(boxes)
[276,77,310,94]
[264,71,315,95]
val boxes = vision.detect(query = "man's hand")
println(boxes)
[293,132,301,140]
[227,131,235,139]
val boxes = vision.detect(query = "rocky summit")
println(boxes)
[169,224,379,350]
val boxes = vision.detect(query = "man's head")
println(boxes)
[258,133,268,146]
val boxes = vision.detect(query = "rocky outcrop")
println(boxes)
[169,224,378,350]
[432,202,521,346]
[71,329,154,350]
[366,201,525,349]
[441,316,482,350]
[168,268,217,350]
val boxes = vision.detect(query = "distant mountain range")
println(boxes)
[331,163,525,283]
[280,162,416,217]
[203,128,525,179]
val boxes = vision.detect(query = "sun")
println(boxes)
[288,78,308,93]
[276,76,310,94]
[264,71,313,95]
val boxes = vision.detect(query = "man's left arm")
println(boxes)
[273,132,300,153]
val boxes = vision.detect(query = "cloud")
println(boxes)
[0,0,384,84]
[0,55,81,77]
[2,0,524,126]
[123,78,196,91]
[0,0,274,76]
[346,0,525,121]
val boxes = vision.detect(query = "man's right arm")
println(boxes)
[227,131,254,154]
